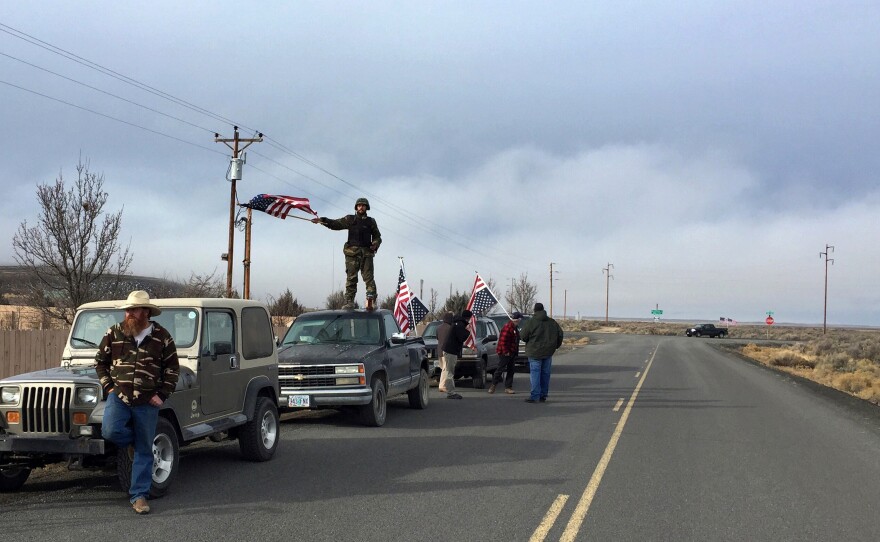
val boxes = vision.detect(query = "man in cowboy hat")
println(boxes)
[312,197,382,310]
[96,290,179,515]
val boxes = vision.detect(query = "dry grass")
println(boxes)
[557,319,880,406]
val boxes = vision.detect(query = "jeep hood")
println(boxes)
[0,366,99,385]
[277,343,380,364]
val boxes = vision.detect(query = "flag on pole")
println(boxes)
[243,194,319,219]
[393,265,413,334]
[409,295,429,326]
[464,273,498,348]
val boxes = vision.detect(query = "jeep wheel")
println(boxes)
[408,368,429,409]
[117,417,179,498]
[239,396,279,462]
[695,331,702,338]
[0,467,30,492]
[472,359,487,389]
[360,377,387,427]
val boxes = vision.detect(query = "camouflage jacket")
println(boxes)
[319,214,382,250]
[95,321,180,406]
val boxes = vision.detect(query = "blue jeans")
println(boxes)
[102,393,159,502]
[528,356,553,400]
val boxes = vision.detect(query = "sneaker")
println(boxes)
[525,398,537,403]
[365,297,376,312]
[447,393,463,399]
[505,388,515,395]
[132,497,150,515]
[487,385,496,394]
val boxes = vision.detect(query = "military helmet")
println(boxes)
[355,197,370,210]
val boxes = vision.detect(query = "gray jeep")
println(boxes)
[0,298,280,494]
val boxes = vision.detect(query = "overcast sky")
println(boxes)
[2,2,879,325]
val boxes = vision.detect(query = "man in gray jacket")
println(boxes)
[519,302,563,403]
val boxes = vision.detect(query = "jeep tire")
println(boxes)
[239,396,279,461]
[360,377,387,427]
[407,368,429,409]
[0,467,30,492]
[117,417,179,498]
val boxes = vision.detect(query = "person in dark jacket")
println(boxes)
[489,311,522,394]
[435,311,454,393]
[96,291,179,514]
[440,309,472,399]
[312,197,382,310]
[519,302,563,403]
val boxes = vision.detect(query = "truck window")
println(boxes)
[383,313,401,337]
[203,311,235,355]
[242,307,274,359]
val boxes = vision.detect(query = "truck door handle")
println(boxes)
[230,355,238,370]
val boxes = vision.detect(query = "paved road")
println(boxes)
[2,334,879,541]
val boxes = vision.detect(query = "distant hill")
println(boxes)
[0,265,185,302]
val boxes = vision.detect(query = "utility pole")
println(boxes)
[820,244,834,334]
[603,262,614,323]
[242,208,252,299]
[549,262,559,318]
[215,126,262,298]
[564,289,567,321]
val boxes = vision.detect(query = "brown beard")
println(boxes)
[122,312,150,337]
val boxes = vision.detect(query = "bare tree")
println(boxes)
[181,271,228,297]
[504,273,538,313]
[12,159,132,324]
[267,288,305,317]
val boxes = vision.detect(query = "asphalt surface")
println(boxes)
[2,334,880,541]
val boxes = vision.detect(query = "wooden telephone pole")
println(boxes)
[215,127,262,298]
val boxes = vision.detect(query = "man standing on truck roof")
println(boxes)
[312,197,382,311]
[96,290,179,515]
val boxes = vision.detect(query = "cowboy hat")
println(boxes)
[118,290,161,316]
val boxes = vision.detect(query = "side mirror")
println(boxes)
[390,332,407,344]
[483,335,497,343]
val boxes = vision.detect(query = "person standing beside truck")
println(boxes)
[440,310,472,400]
[519,302,563,403]
[488,311,522,395]
[311,197,382,311]
[96,291,179,515]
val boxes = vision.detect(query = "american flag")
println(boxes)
[393,266,413,334]
[243,194,318,219]
[409,295,429,326]
[464,273,498,348]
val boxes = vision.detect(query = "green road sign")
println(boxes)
[766,311,774,315]
[651,309,663,315]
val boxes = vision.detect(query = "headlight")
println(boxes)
[335,364,364,375]
[76,386,99,405]
[1,386,20,404]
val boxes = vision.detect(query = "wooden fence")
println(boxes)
[0,329,70,380]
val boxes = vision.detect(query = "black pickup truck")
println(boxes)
[276,309,430,426]
[686,323,729,338]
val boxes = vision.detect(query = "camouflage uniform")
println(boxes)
[95,322,179,405]
[317,199,382,305]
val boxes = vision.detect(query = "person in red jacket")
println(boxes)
[488,311,522,394]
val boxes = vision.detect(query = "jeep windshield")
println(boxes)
[69,308,200,349]
[281,314,383,346]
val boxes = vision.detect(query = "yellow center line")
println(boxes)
[530,494,570,542]
[559,345,659,542]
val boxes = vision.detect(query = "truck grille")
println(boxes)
[22,385,73,434]
[279,365,356,388]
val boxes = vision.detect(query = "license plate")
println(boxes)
[287,395,310,408]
